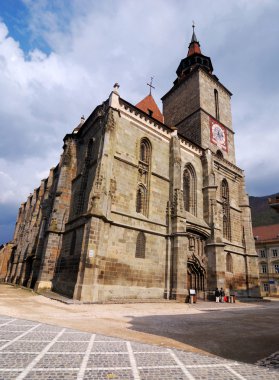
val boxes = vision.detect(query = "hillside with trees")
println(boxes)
[249,193,279,227]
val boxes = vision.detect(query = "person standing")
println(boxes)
[215,288,220,303]
[220,288,225,303]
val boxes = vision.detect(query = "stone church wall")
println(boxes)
[162,71,200,128]
[199,70,232,129]
[100,226,167,300]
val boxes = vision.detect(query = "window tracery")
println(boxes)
[183,164,197,215]
[76,140,94,215]
[221,179,231,240]
[136,138,151,216]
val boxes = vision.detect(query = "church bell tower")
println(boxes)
[162,25,236,164]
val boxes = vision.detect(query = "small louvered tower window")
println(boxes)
[214,89,220,120]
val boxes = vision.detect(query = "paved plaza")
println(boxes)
[0,286,279,379]
[0,315,278,380]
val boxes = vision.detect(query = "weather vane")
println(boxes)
[147,76,155,95]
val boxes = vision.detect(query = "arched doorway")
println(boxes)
[187,256,206,292]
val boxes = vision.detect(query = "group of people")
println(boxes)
[214,287,225,303]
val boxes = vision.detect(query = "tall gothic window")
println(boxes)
[140,138,151,164]
[221,179,231,240]
[136,138,151,216]
[226,252,233,272]
[214,89,220,121]
[76,140,93,215]
[136,185,147,214]
[135,232,146,258]
[183,164,197,216]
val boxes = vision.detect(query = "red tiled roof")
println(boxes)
[187,42,201,56]
[135,94,164,123]
[253,224,279,241]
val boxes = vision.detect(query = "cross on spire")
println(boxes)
[191,20,198,43]
[147,76,155,95]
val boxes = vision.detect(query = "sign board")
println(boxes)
[189,289,196,295]
[269,280,275,284]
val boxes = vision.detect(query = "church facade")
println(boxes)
[4,29,260,302]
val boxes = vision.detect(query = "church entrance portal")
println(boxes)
[187,257,205,292]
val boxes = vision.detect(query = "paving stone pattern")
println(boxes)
[0,316,278,380]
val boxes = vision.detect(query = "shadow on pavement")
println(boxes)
[127,303,279,364]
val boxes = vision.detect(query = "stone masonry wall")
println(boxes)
[162,71,200,127]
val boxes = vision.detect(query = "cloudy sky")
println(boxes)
[0,0,279,244]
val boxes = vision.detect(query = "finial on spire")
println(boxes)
[187,22,201,56]
[191,20,198,43]
[147,76,155,95]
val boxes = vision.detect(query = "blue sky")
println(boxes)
[1,0,279,244]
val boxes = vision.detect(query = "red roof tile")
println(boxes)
[187,41,201,56]
[135,94,164,123]
[253,224,279,241]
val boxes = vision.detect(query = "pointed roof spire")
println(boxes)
[173,24,213,82]
[187,21,201,56]
[191,21,198,42]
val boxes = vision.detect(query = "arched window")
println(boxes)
[216,150,223,159]
[136,185,147,215]
[223,215,230,241]
[69,231,76,256]
[183,164,197,216]
[226,253,233,272]
[214,89,220,121]
[221,179,231,240]
[135,232,146,258]
[137,138,151,216]
[76,140,94,215]
[221,179,229,200]
[140,138,151,164]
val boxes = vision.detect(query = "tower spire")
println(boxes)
[191,21,198,42]
[173,24,213,82]
[187,22,201,56]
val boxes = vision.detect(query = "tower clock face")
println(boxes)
[212,124,225,144]
[210,117,228,152]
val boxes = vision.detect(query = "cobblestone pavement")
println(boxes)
[0,315,278,380]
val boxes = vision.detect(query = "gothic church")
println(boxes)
[4,28,260,302]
